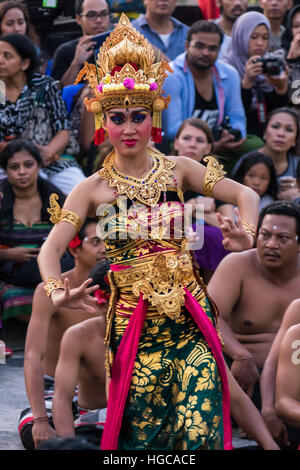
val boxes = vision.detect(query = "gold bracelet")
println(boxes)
[242,220,257,239]
[43,277,65,297]
[202,156,226,197]
[47,193,83,232]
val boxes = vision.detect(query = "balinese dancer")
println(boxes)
[37,14,259,450]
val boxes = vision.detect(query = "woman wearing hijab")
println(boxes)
[222,11,289,139]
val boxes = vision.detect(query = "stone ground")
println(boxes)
[0,320,258,452]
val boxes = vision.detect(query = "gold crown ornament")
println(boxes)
[75,13,173,144]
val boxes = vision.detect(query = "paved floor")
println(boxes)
[0,320,258,451]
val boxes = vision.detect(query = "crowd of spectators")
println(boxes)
[1,0,300,451]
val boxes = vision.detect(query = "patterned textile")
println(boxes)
[0,74,81,176]
[101,186,230,450]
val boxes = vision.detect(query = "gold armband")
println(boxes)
[202,156,226,197]
[242,220,257,239]
[43,277,65,297]
[47,193,83,232]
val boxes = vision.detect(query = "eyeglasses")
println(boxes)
[189,41,220,53]
[80,10,110,20]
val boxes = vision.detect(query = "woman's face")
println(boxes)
[248,24,269,57]
[0,40,29,79]
[174,124,212,162]
[105,107,152,156]
[0,8,27,35]
[242,162,271,197]
[264,112,298,154]
[292,11,300,38]
[6,150,39,190]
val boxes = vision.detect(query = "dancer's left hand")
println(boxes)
[217,208,255,252]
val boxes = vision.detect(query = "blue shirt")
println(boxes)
[131,14,189,61]
[162,52,246,142]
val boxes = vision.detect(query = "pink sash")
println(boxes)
[100,267,232,450]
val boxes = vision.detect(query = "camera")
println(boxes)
[212,116,242,142]
[253,54,285,76]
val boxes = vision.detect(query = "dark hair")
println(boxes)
[187,20,224,45]
[77,217,98,242]
[232,152,278,200]
[89,258,110,293]
[1,138,42,169]
[0,33,39,79]
[296,159,300,184]
[174,118,214,155]
[257,201,300,242]
[75,0,110,15]
[38,436,98,450]
[265,107,300,142]
[0,1,40,45]
[281,4,300,52]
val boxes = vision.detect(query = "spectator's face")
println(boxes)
[217,0,248,22]
[242,162,271,197]
[0,8,27,35]
[257,214,299,269]
[174,124,212,162]
[264,112,297,154]
[259,0,293,22]
[76,223,107,270]
[0,41,29,79]
[248,24,269,57]
[186,32,221,70]
[77,0,110,36]
[6,151,39,190]
[144,0,177,17]
[292,11,300,38]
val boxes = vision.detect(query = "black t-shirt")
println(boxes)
[51,38,95,81]
[192,86,219,129]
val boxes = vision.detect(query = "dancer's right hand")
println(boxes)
[51,278,99,314]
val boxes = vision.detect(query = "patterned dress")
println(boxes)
[98,150,231,450]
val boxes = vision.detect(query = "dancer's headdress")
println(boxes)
[75,13,172,144]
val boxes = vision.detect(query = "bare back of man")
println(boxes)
[52,316,107,440]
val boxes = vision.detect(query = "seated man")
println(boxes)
[261,298,300,448]
[162,20,246,156]
[19,218,107,450]
[131,0,189,61]
[207,201,300,414]
[275,321,300,450]
[52,261,110,447]
[51,0,111,87]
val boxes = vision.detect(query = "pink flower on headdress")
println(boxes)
[150,82,158,91]
[97,83,103,93]
[123,78,135,89]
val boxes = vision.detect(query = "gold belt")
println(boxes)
[111,250,195,321]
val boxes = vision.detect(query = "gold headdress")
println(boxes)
[75,13,173,144]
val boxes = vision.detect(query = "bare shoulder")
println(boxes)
[281,323,300,349]
[64,316,105,343]
[217,249,256,272]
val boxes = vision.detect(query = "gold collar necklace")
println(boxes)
[99,146,175,205]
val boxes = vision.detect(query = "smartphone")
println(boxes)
[93,30,113,54]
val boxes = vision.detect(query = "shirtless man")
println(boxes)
[52,315,106,447]
[52,260,109,447]
[20,218,107,450]
[275,322,300,449]
[207,201,300,408]
[260,298,300,447]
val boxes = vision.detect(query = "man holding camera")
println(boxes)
[162,20,246,155]
[51,0,111,87]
